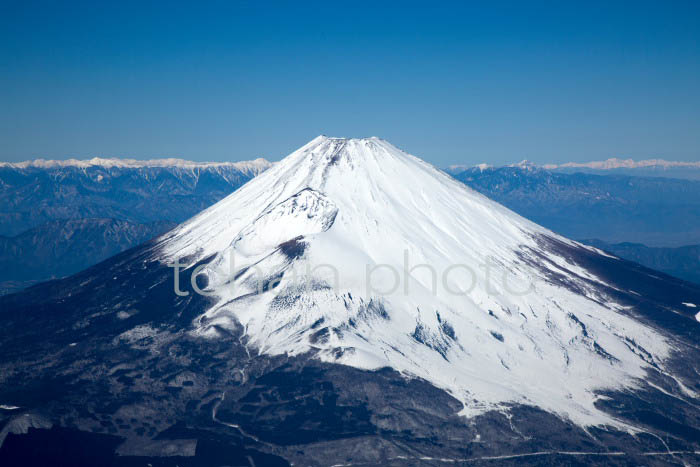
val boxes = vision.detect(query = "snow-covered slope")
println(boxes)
[157,136,677,427]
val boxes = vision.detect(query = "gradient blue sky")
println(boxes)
[1,1,699,166]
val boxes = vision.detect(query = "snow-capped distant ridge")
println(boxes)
[446,158,700,174]
[446,160,539,174]
[445,163,492,174]
[508,159,539,170]
[0,157,273,175]
[156,135,675,428]
[544,157,700,170]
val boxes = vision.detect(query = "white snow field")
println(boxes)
[157,136,676,427]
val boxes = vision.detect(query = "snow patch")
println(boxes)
[117,325,159,344]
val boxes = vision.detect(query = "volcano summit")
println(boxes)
[1,137,700,466]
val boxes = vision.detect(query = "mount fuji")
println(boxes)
[1,137,700,466]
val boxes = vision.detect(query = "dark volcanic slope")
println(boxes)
[1,235,700,466]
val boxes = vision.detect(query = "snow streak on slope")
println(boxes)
[158,136,674,427]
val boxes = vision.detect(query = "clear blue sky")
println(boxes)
[1,1,698,166]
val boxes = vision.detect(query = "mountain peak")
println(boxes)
[258,135,429,188]
[311,134,383,142]
[509,159,539,170]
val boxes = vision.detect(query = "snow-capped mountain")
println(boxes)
[1,137,700,465]
[157,136,676,427]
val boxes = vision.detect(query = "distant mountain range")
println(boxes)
[0,156,698,294]
[0,158,271,293]
[0,157,271,237]
[451,164,700,247]
[0,156,271,171]
[544,157,700,170]
[448,158,700,180]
